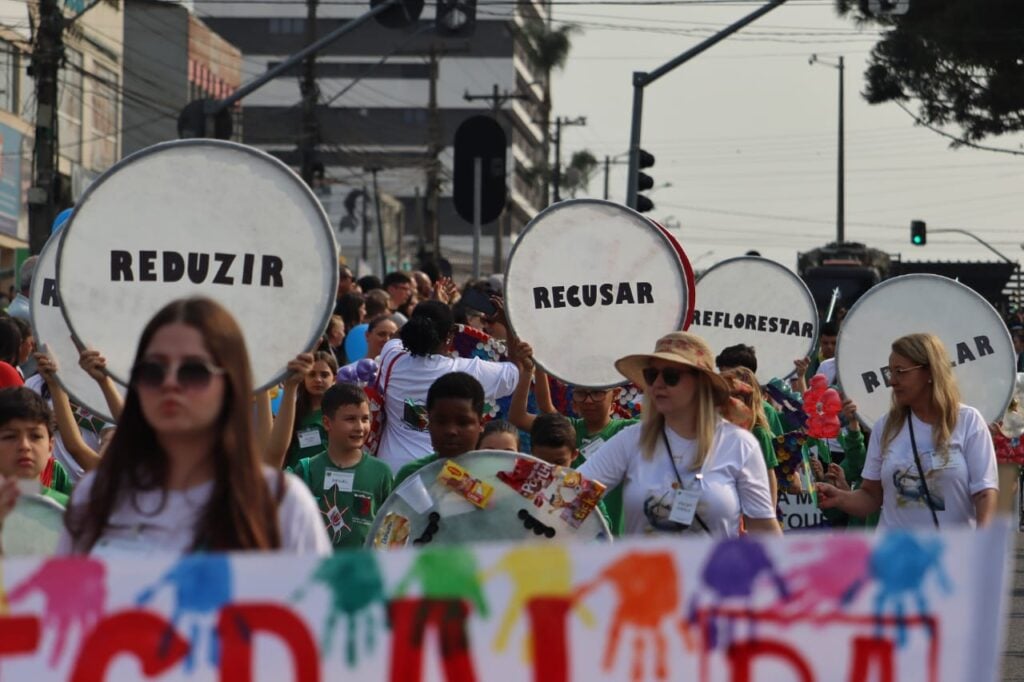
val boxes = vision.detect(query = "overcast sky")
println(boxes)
[550,0,1024,273]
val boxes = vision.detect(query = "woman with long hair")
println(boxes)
[375,299,521,473]
[818,333,998,528]
[56,297,329,555]
[268,350,337,470]
[578,332,781,537]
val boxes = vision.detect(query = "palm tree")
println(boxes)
[518,18,580,204]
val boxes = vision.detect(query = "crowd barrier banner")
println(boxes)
[0,522,1011,681]
[55,140,338,392]
[504,200,691,389]
[30,231,126,422]
[836,274,1016,426]
[690,256,819,381]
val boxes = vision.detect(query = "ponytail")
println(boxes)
[400,300,454,357]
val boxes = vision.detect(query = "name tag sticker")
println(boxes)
[324,470,355,492]
[297,428,322,449]
[580,437,605,460]
[669,489,701,526]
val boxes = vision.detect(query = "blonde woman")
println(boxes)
[577,332,781,537]
[720,366,779,508]
[818,333,998,528]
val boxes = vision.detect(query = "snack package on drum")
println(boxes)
[497,457,558,503]
[437,460,494,509]
[556,471,606,529]
[372,513,411,549]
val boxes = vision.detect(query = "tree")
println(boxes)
[517,19,581,203]
[837,0,1024,144]
[563,150,599,198]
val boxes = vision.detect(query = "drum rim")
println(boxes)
[695,255,820,382]
[30,230,125,422]
[835,272,1016,425]
[650,221,697,331]
[54,139,339,393]
[503,198,690,390]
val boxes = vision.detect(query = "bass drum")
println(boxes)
[2,493,65,556]
[368,450,611,549]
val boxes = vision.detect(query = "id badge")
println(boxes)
[324,470,355,492]
[930,450,957,470]
[297,428,322,449]
[669,488,701,526]
[579,437,605,460]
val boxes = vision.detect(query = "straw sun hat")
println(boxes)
[614,331,732,405]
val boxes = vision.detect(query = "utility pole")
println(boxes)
[368,167,386,275]
[551,115,585,203]
[361,184,369,262]
[28,0,63,255]
[464,84,526,273]
[425,46,442,260]
[810,53,845,243]
[299,0,320,186]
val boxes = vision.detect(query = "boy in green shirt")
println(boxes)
[0,387,71,506]
[291,383,393,549]
[393,372,485,488]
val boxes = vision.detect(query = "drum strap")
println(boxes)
[908,414,940,529]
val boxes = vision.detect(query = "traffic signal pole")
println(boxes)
[625,0,789,210]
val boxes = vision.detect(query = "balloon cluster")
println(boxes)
[337,358,378,386]
[802,374,841,439]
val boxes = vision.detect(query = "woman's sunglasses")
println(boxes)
[132,359,225,390]
[642,366,695,388]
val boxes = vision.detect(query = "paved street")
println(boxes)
[1004,545,1024,680]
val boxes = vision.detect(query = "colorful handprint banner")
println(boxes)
[0,522,1012,681]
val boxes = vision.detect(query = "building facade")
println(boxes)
[196,0,551,275]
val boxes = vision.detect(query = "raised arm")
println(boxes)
[506,338,537,433]
[78,348,124,422]
[36,351,101,470]
[266,354,314,467]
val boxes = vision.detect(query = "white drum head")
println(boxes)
[367,450,611,548]
[691,257,818,381]
[2,493,64,556]
[836,274,1016,426]
[56,140,338,391]
[504,200,690,388]
[31,232,125,422]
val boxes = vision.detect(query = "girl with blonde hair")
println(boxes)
[578,332,781,537]
[818,333,997,528]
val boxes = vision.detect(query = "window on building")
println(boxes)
[58,49,83,163]
[269,17,305,34]
[0,40,17,113]
[89,62,118,170]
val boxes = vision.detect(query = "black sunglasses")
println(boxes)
[642,366,695,388]
[413,511,441,546]
[518,509,556,538]
[132,359,225,391]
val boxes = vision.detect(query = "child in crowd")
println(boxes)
[720,366,780,507]
[269,350,338,469]
[529,413,578,468]
[478,419,519,452]
[0,387,72,506]
[393,372,485,487]
[290,383,393,549]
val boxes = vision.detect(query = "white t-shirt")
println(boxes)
[25,374,109,483]
[375,338,519,473]
[861,405,997,529]
[577,421,776,537]
[818,357,837,386]
[56,467,331,556]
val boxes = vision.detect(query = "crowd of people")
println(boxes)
[0,260,1005,558]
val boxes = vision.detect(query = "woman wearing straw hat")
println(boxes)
[578,332,782,537]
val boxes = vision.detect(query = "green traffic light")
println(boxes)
[912,235,922,244]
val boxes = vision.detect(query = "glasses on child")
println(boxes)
[641,366,695,388]
[573,389,609,403]
[132,359,225,391]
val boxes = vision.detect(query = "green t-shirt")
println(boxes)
[284,409,327,471]
[836,429,878,528]
[568,417,636,538]
[50,460,72,496]
[764,401,785,437]
[40,483,68,507]
[393,453,442,489]
[752,425,781,469]
[291,451,393,549]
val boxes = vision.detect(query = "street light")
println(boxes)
[809,54,845,244]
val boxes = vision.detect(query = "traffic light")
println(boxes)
[635,148,655,213]
[436,0,476,35]
[910,219,927,246]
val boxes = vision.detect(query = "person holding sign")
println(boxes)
[817,333,998,528]
[578,332,781,537]
[54,298,329,555]
[376,301,519,473]
[268,350,338,470]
